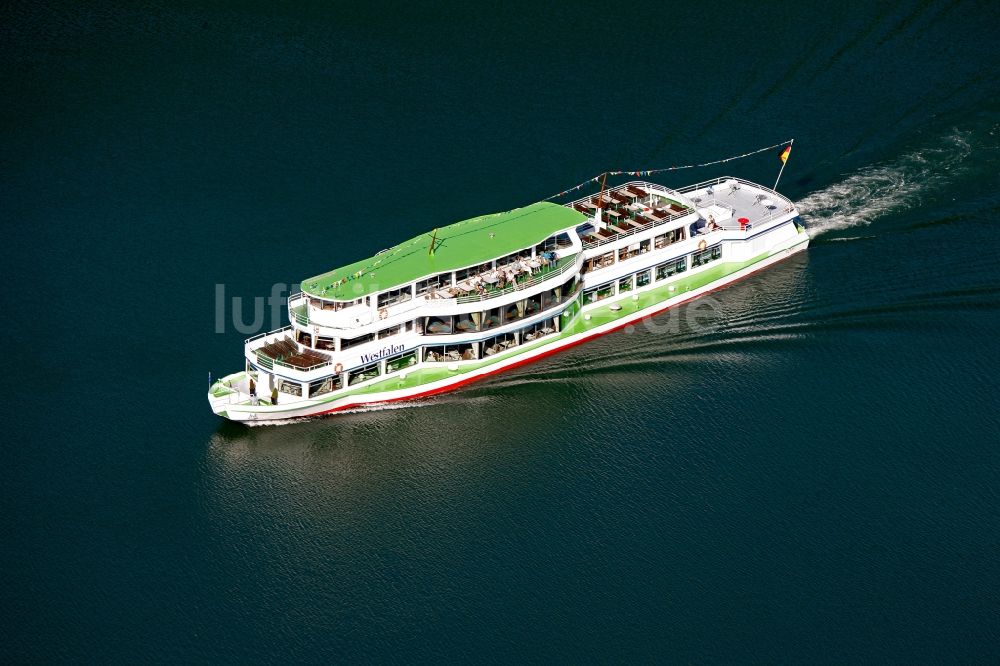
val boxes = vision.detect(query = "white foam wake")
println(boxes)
[798,130,972,236]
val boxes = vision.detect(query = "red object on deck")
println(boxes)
[738,217,750,230]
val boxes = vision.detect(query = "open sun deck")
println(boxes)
[302,201,585,300]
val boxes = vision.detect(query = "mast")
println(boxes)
[595,171,608,224]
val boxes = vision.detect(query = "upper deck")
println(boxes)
[301,201,585,300]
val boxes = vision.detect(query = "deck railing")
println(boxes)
[288,293,310,326]
[245,324,294,346]
[452,254,581,305]
[581,208,693,250]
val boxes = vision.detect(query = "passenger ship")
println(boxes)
[209,177,809,423]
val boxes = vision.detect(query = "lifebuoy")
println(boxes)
[378,308,388,320]
[698,239,707,251]
[334,363,344,373]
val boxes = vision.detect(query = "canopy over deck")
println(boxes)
[302,202,585,300]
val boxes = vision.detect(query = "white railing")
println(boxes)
[245,324,294,346]
[580,209,693,250]
[565,180,689,210]
[678,176,795,209]
[453,254,580,304]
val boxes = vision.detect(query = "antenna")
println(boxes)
[428,229,438,255]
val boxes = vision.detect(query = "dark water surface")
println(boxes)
[4,1,1000,662]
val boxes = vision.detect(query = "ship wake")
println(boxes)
[798,129,972,237]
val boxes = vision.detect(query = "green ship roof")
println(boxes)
[301,201,586,299]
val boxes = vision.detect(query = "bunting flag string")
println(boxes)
[542,139,795,201]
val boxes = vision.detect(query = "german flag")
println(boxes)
[780,145,792,163]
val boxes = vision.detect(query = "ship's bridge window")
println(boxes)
[691,243,722,267]
[377,286,412,308]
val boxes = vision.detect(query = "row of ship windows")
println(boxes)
[298,243,718,352]
[279,316,564,399]
[583,244,722,304]
[582,227,687,273]
[299,278,577,351]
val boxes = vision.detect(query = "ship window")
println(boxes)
[377,286,412,308]
[536,232,572,253]
[341,333,375,350]
[655,227,685,249]
[636,269,651,288]
[315,336,336,351]
[655,258,687,281]
[378,325,401,339]
[618,239,650,262]
[525,294,542,316]
[455,313,479,333]
[502,301,525,323]
[278,379,303,396]
[424,315,453,335]
[692,244,722,267]
[385,350,417,374]
[481,332,518,356]
[296,330,313,347]
[347,362,381,386]
[522,317,558,342]
[619,276,633,293]
[423,343,478,362]
[415,273,453,296]
[482,307,502,330]
[455,262,493,282]
[584,282,615,304]
[308,375,341,398]
[584,251,615,274]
